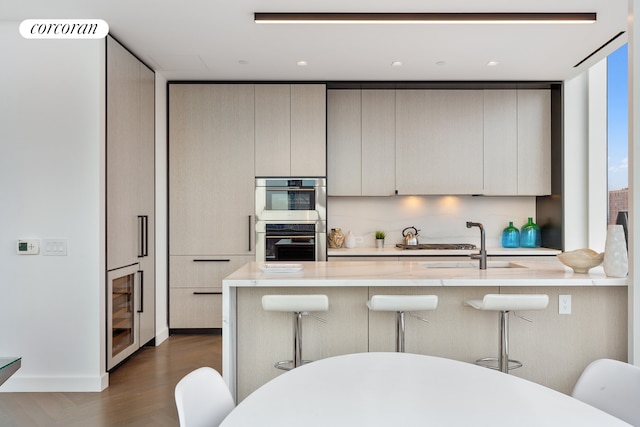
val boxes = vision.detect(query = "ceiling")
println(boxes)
[1,0,629,82]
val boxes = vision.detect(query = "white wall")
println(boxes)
[328,196,536,248]
[0,22,106,391]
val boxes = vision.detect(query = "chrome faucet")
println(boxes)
[466,221,487,270]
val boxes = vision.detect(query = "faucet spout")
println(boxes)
[466,221,487,270]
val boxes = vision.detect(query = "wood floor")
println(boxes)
[0,334,222,427]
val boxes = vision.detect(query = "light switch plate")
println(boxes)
[43,239,68,256]
[17,239,40,255]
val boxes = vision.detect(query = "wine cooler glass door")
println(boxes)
[107,264,140,370]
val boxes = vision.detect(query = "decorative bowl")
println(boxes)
[557,249,604,273]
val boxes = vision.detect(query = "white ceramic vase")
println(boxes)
[603,224,628,277]
[344,231,356,249]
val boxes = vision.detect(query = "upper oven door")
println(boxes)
[255,178,326,221]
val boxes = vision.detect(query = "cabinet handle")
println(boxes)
[137,270,144,313]
[192,259,231,262]
[193,291,222,295]
[138,215,148,257]
[248,215,252,252]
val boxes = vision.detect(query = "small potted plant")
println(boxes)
[375,231,386,249]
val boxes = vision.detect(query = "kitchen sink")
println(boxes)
[420,261,526,269]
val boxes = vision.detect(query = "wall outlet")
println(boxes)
[559,295,571,314]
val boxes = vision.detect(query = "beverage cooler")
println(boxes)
[107,264,142,370]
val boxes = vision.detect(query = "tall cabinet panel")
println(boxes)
[396,90,484,195]
[106,36,155,369]
[169,84,255,329]
[169,84,255,255]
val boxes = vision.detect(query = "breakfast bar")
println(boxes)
[222,259,627,401]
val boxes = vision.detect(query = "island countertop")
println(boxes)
[222,259,627,288]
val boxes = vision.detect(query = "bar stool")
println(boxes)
[465,294,549,373]
[261,294,329,371]
[367,295,438,352]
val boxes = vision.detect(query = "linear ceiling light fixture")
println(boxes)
[254,12,597,24]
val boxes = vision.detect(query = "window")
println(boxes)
[607,44,628,225]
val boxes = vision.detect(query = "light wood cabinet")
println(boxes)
[483,89,551,195]
[169,255,252,328]
[255,84,326,177]
[327,90,362,195]
[169,83,255,329]
[169,84,255,255]
[327,89,395,196]
[395,90,484,195]
[106,36,155,351]
[517,90,551,195]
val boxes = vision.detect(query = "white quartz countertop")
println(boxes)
[328,246,561,257]
[222,259,627,288]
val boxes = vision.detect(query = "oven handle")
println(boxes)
[265,235,316,240]
[265,187,315,192]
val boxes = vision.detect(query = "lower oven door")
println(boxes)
[256,221,326,262]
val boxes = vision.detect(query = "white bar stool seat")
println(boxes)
[465,293,548,373]
[367,295,438,352]
[262,294,329,371]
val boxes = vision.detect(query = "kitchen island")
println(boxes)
[222,259,627,401]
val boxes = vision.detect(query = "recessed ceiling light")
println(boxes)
[435,61,446,66]
[487,61,499,67]
[254,12,597,24]
[238,59,249,65]
[297,60,308,66]
[391,61,403,67]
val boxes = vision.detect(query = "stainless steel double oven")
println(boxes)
[255,178,326,262]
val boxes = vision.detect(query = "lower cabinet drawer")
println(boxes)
[170,287,222,328]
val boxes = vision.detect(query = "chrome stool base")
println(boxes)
[274,359,312,371]
[475,357,523,372]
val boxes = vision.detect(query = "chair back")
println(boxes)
[572,358,640,426]
[175,367,235,427]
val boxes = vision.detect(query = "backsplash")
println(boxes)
[327,195,536,248]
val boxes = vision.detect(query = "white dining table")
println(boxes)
[220,352,631,427]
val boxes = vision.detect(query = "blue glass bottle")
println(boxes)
[501,221,520,248]
[520,217,541,248]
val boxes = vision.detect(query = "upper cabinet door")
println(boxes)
[169,84,255,255]
[483,90,518,195]
[362,90,396,196]
[396,90,484,195]
[518,89,551,195]
[255,85,291,177]
[291,84,326,177]
[327,90,362,196]
[255,84,326,177]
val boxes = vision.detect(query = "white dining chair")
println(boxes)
[175,367,235,427]
[572,358,640,426]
